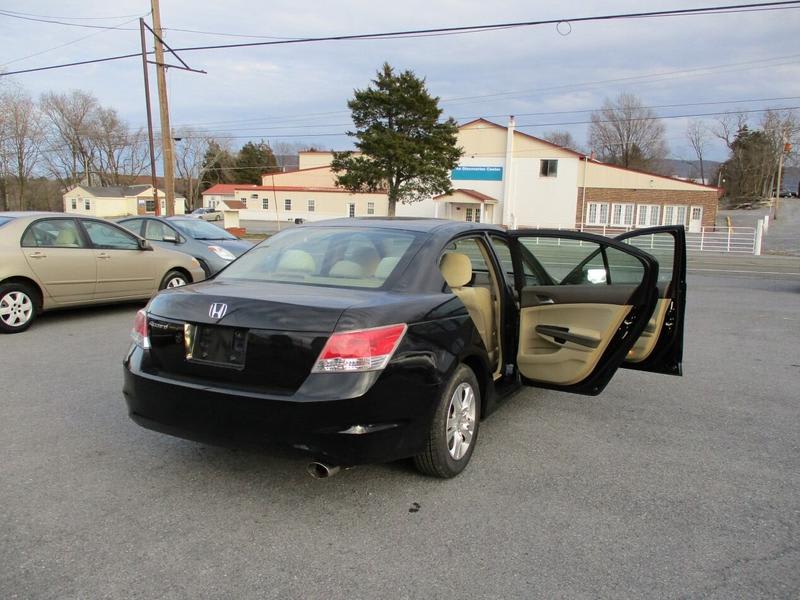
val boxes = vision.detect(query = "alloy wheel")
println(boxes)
[446,382,476,460]
[166,276,187,288]
[0,291,34,328]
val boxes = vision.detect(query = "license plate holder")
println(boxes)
[185,324,248,369]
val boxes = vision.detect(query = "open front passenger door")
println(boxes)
[615,226,686,376]
[508,230,661,396]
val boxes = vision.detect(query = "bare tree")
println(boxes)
[272,140,305,170]
[542,130,583,153]
[686,120,710,183]
[2,91,43,210]
[39,90,99,190]
[588,92,668,170]
[174,128,215,210]
[89,107,149,186]
[711,112,749,151]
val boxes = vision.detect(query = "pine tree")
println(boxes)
[331,63,462,216]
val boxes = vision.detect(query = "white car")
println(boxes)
[189,207,223,222]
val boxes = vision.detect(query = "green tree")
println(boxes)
[719,126,774,200]
[331,63,462,216]
[235,140,277,184]
[200,141,236,190]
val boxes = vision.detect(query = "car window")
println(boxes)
[119,219,144,236]
[218,227,419,289]
[441,237,496,288]
[0,217,12,228]
[519,235,645,286]
[82,220,140,250]
[619,232,675,283]
[171,219,236,240]
[144,220,176,242]
[21,219,86,249]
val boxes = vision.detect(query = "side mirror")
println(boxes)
[138,239,153,251]
[162,234,178,243]
[586,267,607,284]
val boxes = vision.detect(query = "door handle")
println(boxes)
[28,251,47,259]
[535,295,555,305]
[535,325,600,349]
[97,253,111,260]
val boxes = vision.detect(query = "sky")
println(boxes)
[1,0,799,162]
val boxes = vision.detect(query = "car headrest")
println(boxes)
[276,249,315,273]
[374,256,401,279]
[55,228,79,247]
[329,260,363,278]
[440,252,472,288]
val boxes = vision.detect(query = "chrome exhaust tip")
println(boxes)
[306,461,341,479]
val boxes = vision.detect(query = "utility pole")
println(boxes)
[139,18,160,215]
[774,136,790,222]
[151,0,175,216]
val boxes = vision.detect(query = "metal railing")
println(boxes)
[514,223,758,254]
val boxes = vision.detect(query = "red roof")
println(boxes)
[433,188,498,203]
[202,184,240,195]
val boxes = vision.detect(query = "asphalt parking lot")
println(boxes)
[1,269,799,599]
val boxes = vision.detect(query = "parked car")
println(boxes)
[118,216,253,276]
[123,219,686,478]
[0,212,205,333]
[189,207,223,221]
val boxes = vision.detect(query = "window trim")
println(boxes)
[610,202,635,227]
[586,201,609,226]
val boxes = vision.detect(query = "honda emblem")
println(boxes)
[209,302,228,319]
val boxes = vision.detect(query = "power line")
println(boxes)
[0,9,140,30]
[2,2,798,77]
[0,8,145,20]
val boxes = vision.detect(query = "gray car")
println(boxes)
[118,216,253,276]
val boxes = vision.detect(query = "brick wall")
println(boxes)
[576,188,720,228]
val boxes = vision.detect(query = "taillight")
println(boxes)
[312,323,407,373]
[131,309,150,349]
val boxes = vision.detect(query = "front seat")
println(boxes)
[54,227,80,247]
[440,252,494,354]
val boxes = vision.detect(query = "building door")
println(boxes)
[688,206,703,232]
[347,203,356,218]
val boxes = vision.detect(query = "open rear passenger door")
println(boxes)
[508,230,661,395]
[615,226,686,376]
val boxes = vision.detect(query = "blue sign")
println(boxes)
[451,166,503,181]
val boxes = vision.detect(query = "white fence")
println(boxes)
[515,223,759,254]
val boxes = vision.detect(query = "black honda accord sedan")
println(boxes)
[123,218,686,478]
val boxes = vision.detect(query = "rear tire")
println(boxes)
[0,282,39,334]
[414,364,481,478]
[159,270,189,290]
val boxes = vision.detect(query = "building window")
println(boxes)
[308,199,315,212]
[465,208,474,222]
[284,198,292,211]
[71,199,77,210]
[262,198,269,210]
[539,159,558,177]
[474,208,480,223]
[663,205,688,226]
[251,193,258,200]
[348,203,355,218]
[636,204,661,227]
[145,200,155,212]
[367,202,374,215]
[610,203,634,226]
[84,199,91,211]
[586,202,609,225]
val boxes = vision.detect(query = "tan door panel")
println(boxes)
[94,249,158,300]
[518,303,631,386]
[24,248,96,305]
[626,298,669,362]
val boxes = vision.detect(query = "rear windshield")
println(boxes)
[217,227,419,289]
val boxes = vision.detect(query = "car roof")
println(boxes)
[305,217,504,235]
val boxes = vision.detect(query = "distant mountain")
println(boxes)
[651,159,722,184]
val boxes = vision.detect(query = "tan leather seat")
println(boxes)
[54,228,80,247]
[440,252,494,352]
[276,250,315,276]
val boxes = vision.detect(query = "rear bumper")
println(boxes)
[122,346,442,465]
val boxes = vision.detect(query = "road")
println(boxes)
[1,272,798,599]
